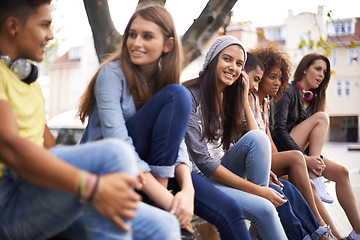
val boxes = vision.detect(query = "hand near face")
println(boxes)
[241,71,250,103]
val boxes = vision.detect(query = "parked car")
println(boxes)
[47,110,86,145]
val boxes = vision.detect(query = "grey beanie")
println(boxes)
[199,35,247,76]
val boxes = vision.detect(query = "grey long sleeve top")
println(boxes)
[184,86,224,177]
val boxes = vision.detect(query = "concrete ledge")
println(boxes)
[192,215,220,240]
[348,145,360,151]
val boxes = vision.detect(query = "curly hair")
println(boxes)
[251,43,291,100]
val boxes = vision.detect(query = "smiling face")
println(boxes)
[259,66,282,97]
[248,65,264,93]
[216,45,245,92]
[300,59,327,90]
[14,4,53,62]
[126,16,169,74]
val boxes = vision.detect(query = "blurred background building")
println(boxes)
[41,5,360,143]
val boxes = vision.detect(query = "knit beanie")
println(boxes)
[199,35,247,76]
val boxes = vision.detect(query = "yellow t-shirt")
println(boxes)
[0,62,46,179]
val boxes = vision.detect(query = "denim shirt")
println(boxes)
[80,61,191,177]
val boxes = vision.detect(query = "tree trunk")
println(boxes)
[83,0,237,68]
[83,0,120,62]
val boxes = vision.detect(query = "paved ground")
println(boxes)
[321,142,360,238]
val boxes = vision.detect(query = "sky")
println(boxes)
[52,0,360,55]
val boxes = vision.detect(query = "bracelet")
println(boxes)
[77,171,99,205]
[78,170,87,205]
[88,175,99,202]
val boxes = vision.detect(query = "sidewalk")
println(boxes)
[322,142,360,238]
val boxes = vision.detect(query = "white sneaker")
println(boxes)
[349,229,360,240]
[312,176,334,204]
[323,225,337,240]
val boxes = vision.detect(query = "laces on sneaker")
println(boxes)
[323,225,337,240]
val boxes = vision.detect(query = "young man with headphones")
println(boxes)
[0,1,181,239]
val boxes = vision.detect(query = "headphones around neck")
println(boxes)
[0,55,38,84]
[296,81,314,101]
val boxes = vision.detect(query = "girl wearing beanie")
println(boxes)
[183,36,287,240]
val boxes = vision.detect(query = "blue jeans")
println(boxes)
[270,181,309,240]
[126,84,191,178]
[0,139,180,240]
[275,179,327,240]
[210,130,287,240]
[192,172,251,240]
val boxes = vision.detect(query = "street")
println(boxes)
[322,142,360,238]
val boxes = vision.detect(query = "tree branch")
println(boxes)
[181,0,237,68]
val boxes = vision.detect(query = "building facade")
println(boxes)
[256,6,360,142]
[48,37,99,119]
[49,7,360,142]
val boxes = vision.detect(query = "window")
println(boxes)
[328,20,355,36]
[331,48,337,65]
[347,22,352,32]
[336,81,342,97]
[345,81,350,97]
[349,47,359,64]
[69,47,81,60]
[264,27,282,41]
[340,118,346,135]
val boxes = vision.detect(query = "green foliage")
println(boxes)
[298,39,306,49]
[258,29,266,40]
[297,9,359,57]
[350,41,357,49]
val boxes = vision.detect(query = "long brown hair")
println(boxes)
[251,43,291,100]
[183,50,244,151]
[78,5,181,123]
[293,53,331,112]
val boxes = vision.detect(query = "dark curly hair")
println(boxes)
[251,43,291,100]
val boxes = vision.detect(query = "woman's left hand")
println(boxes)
[170,189,194,233]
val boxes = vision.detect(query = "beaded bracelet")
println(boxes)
[77,170,99,205]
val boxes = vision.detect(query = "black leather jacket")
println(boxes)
[270,81,313,152]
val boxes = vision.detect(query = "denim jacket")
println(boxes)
[81,61,191,177]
